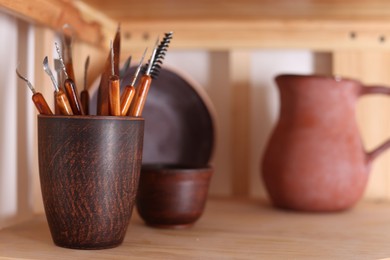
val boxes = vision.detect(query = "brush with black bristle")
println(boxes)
[141,31,173,79]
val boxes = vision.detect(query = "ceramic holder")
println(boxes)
[136,164,212,228]
[38,115,144,249]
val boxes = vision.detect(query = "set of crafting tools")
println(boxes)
[16,25,173,117]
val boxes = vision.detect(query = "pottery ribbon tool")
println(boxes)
[16,68,53,115]
[62,24,76,84]
[129,41,157,117]
[53,59,64,114]
[108,41,121,116]
[43,56,73,115]
[130,32,173,117]
[55,42,85,115]
[120,48,147,116]
[80,55,90,115]
[23,25,171,118]
[97,24,121,115]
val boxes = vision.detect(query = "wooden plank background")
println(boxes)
[1,0,390,222]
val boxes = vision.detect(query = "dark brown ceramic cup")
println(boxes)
[38,115,144,249]
[136,164,212,228]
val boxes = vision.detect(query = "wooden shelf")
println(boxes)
[1,3,390,257]
[1,198,390,259]
[3,0,390,51]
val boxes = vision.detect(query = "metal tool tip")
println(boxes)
[54,42,61,53]
[142,47,148,57]
[62,24,74,40]
[15,68,22,79]
[110,40,114,75]
[54,43,69,79]
[15,62,20,73]
[154,36,160,46]
[62,23,71,30]
[16,66,35,93]
[84,55,90,90]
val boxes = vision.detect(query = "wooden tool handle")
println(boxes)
[130,75,152,117]
[53,92,60,114]
[32,93,53,115]
[97,26,120,116]
[54,85,66,115]
[80,90,89,115]
[64,78,84,115]
[55,89,73,115]
[109,75,121,116]
[65,63,76,85]
[120,85,135,116]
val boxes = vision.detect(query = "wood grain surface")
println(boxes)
[1,198,390,259]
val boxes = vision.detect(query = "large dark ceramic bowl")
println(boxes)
[121,66,216,167]
[91,65,216,167]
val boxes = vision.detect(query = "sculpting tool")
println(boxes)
[43,56,73,115]
[55,42,84,115]
[80,55,90,115]
[97,24,121,115]
[16,68,53,115]
[53,59,64,114]
[108,41,121,116]
[130,32,173,117]
[120,48,147,116]
[62,24,76,83]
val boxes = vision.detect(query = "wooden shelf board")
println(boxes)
[81,0,390,22]
[1,198,390,259]
[121,19,390,51]
[82,0,390,50]
[0,0,115,49]
[2,1,390,51]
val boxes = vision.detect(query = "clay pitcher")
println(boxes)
[261,74,390,212]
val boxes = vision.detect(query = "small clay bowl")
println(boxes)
[136,164,213,228]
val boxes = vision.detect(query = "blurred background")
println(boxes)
[1,0,390,229]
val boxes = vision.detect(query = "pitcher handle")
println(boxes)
[360,85,390,163]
